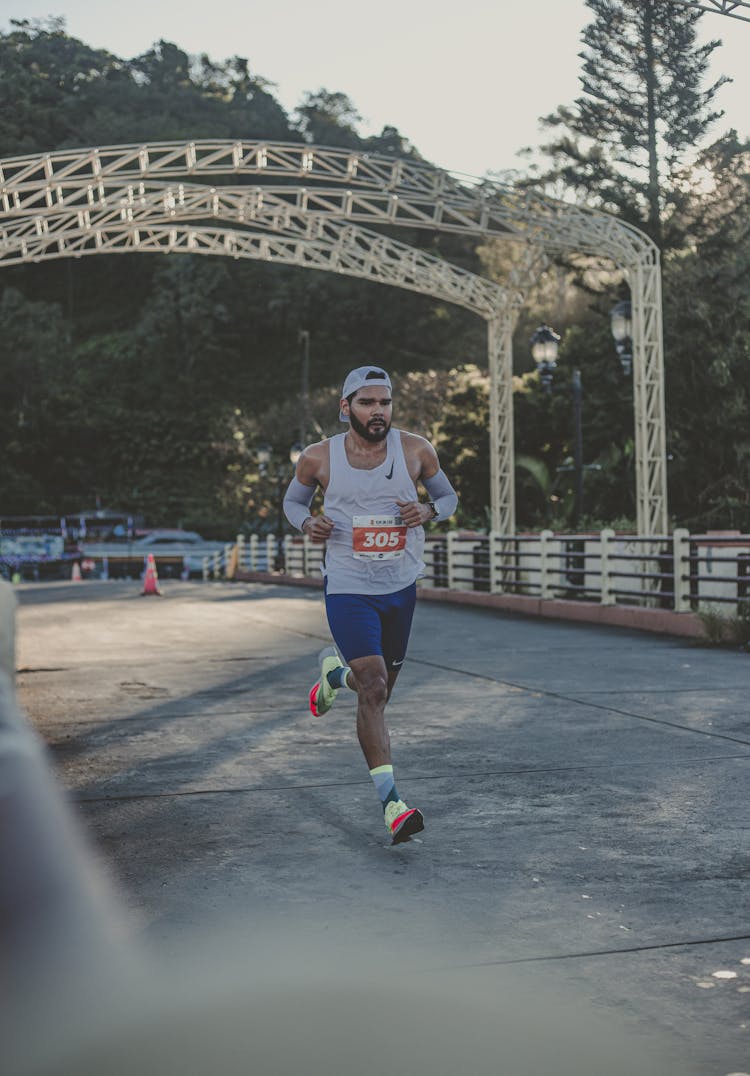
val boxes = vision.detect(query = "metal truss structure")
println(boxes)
[671,0,750,21]
[0,141,668,534]
[0,214,510,320]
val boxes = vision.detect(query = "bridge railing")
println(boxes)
[205,529,750,616]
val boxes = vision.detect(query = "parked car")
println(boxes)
[80,529,229,579]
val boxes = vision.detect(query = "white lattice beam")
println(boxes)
[0,207,507,320]
[0,142,656,265]
[670,0,750,20]
[2,220,514,320]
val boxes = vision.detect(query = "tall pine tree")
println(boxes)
[530,0,728,248]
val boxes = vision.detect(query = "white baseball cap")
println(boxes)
[339,366,392,422]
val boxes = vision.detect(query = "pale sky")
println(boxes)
[1,0,747,177]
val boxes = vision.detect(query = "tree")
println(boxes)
[294,89,363,148]
[528,0,728,248]
[0,288,72,511]
[0,18,129,155]
[0,20,293,155]
[431,366,492,526]
[662,133,750,530]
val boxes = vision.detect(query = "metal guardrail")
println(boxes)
[207,528,750,617]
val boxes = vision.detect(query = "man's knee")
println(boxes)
[359,675,388,707]
[352,665,388,708]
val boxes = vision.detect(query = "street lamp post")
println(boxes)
[298,330,310,446]
[530,324,585,527]
[571,368,584,526]
[529,324,561,391]
[256,442,304,571]
[610,300,633,376]
[531,306,635,531]
[255,441,272,478]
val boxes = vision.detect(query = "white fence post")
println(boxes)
[236,533,245,572]
[266,535,276,572]
[489,531,502,594]
[212,550,222,580]
[600,528,615,605]
[539,529,554,600]
[302,534,310,576]
[283,535,293,572]
[446,531,458,591]
[673,528,691,612]
[202,556,209,582]
[248,534,258,571]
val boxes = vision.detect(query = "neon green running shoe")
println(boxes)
[384,799,425,845]
[308,646,344,717]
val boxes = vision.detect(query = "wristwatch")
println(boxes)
[426,501,438,520]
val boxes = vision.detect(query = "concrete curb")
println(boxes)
[416,586,704,638]
[233,570,705,639]
[236,570,324,590]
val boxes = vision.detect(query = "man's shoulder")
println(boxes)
[305,437,334,459]
[396,428,432,447]
[298,438,332,483]
[397,429,436,455]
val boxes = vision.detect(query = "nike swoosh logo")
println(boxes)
[385,462,394,479]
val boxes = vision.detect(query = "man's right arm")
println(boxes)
[283,475,316,533]
[282,445,334,543]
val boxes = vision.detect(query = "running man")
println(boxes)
[283,366,458,844]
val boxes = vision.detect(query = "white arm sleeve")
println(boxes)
[423,468,458,520]
[283,476,316,532]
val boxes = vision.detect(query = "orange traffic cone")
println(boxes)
[142,553,162,596]
[71,561,82,582]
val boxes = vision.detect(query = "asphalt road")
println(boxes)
[12,579,750,1075]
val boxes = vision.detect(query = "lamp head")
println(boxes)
[610,301,633,376]
[530,324,561,391]
[256,442,272,468]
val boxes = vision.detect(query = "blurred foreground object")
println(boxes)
[0,581,132,1070]
[34,927,680,1076]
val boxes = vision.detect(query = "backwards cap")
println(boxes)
[339,366,392,422]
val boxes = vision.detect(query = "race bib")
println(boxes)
[352,514,407,560]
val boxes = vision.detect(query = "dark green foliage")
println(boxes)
[295,89,362,149]
[295,90,417,158]
[0,288,72,511]
[0,19,293,154]
[661,135,750,531]
[431,366,491,527]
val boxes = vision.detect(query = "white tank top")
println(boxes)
[322,428,425,595]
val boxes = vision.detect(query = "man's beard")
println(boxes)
[349,411,391,443]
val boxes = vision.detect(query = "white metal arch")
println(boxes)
[671,0,750,20]
[0,141,667,534]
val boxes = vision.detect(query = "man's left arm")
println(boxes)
[396,440,458,528]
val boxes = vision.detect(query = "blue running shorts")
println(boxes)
[324,582,417,668]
